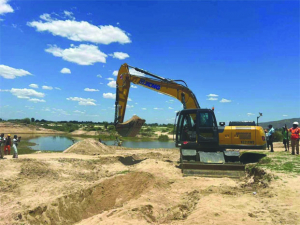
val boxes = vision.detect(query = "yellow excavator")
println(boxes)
[114,63,266,178]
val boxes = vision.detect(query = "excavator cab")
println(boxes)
[175,109,219,150]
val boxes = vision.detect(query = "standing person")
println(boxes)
[287,122,299,155]
[265,129,270,150]
[4,134,11,155]
[267,125,275,152]
[282,126,289,151]
[12,135,19,158]
[0,133,5,159]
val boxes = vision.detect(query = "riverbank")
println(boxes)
[0,143,299,225]
[0,122,64,134]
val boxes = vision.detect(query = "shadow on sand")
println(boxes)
[240,152,267,164]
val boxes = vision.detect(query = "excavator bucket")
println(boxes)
[116,115,146,137]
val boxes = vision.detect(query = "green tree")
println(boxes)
[103,122,108,129]
[23,118,31,124]
[31,118,35,123]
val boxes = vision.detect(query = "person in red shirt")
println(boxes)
[287,122,299,155]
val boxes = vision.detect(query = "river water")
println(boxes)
[28,136,176,151]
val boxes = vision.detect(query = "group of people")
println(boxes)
[0,133,21,159]
[265,122,299,155]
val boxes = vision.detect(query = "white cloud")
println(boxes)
[84,88,99,92]
[129,68,145,76]
[142,108,147,110]
[52,108,70,115]
[131,85,137,88]
[166,100,174,103]
[127,104,134,109]
[154,108,163,110]
[207,94,218,97]
[55,87,61,90]
[29,98,46,103]
[168,107,173,109]
[60,68,71,74]
[10,88,45,98]
[67,97,96,106]
[103,93,116,99]
[39,13,52,22]
[247,113,255,116]
[0,0,14,15]
[0,65,31,79]
[128,98,132,101]
[28,16,131,44]
[63,10,75,20]
[74,110,85,114]
[42,85,53,90]
[107,80,116,88]
[220,98,231,103]
[99,82,103,84]
[106,77,114,81]
[45,44,107,65]
[110,52,129,60]
[112,70,118,76]
[207,97,218,101]
[29,84,39,89]
[97,74,102,78]
[282,115,288,117]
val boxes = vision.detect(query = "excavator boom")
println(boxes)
[115,63,199,136]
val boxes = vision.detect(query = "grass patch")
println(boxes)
[17,140,37,154]
[256,151,300,174]
[116,170,130,175]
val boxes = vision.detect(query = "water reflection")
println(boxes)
[28,136,176,151]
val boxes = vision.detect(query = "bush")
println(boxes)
[273,131,283,142]
[141,132,152,137]
[158,134,169,142]
[22,118,31,124]
[108,125,115,131]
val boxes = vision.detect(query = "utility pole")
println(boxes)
[257,112,263,126]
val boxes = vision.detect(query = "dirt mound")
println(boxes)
[19,172,155,225]
[64,138,115,155]
[19,159,59,179]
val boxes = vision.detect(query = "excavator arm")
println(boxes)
[114,63,200,137]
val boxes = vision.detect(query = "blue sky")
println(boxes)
[0,0,299,124]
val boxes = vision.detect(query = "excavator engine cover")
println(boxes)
[116,115,146,137]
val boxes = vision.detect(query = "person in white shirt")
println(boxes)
[12,135,19,159]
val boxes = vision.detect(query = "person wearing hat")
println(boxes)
[0,133,5,159]
[287,122,299,155]
[282,126,289,151]
[4,134,11,155]
[267,125,275,152]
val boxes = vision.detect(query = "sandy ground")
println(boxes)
[70,128,99,136]
[0,123,64,134]
[0,143,299,225]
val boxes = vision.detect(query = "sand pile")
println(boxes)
[64,138,115,155]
